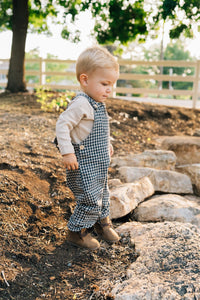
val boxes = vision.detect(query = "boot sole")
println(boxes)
[66,240,100,251]
[94,233,120,244]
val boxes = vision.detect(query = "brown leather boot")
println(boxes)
[66,228,100,250]
[94,217,120,243]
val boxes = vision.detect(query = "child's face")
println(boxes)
[81,68,119,103]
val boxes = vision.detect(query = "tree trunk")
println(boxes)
[6,0,29,92]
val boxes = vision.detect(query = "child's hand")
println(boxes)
[62,153,79,170]
[110,144,114,157]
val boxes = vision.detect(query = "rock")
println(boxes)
[111,222,200,299]
[134,194,200,227]
[176,164,200,196]
[160,136,200,165]
[111,150,176,170]
[193,129,200,137]
[184,194,200,206]
[109,177,154,219]
[108,178,122,189]
[118,166,193,194]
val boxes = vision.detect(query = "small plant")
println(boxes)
[35,85,75,112]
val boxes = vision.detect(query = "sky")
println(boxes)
[0,11,200,60]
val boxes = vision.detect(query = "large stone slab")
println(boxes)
[177,164,200,196]
[160,135,200,165]
[184,194,200,206]
[110,222,200,299]
[134,194,200,227]
[118,166,193,194]
[111,150,176,170]
[109,177,154,219]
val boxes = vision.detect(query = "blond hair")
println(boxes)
[76,46,119,82]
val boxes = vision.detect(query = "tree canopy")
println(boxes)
[156,0,200,38]
[0,0,148,44]
[0,0,199,49]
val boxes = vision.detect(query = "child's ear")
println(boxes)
[79,74,88,86]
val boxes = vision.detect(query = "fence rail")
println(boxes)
[0,58,200,108]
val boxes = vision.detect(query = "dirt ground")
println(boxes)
[1,92,200,300]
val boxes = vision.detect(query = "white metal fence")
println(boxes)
[0,58,200,108]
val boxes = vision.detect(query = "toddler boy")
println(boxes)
[56,46,120,250]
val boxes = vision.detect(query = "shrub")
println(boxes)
[35,86,75,112]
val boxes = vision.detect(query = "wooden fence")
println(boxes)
[0,58,200,108]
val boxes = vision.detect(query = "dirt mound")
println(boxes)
[1,92,200,299]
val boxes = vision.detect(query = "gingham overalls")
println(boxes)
[67,93,110,232]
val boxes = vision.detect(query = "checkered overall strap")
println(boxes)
[72,92,110,162]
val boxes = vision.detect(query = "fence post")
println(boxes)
[39,58,42,85]
[41,58,46,85]
[112,82,117,98]
[192,60,200,109]
[39,58,46,85]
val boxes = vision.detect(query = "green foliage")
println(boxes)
[163,41,195,91]
[1,0,199,53]
[164,41,193,61]
[24,50,77,85]
[117,40,195,98]
[118,63,154,97]
[45,54,75,84]
[91,0,147,45]
[35,86,75,112]
[25,49,40,84]
[61,27,70,39]
[0,0,147,46]
[0,0,82,41]
[169,24,189,39]
[0,0,12,30]
[28,0,58,35]
[61,27,81,43]
[156,0,200,38]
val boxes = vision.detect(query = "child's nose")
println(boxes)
[106,86,112,93]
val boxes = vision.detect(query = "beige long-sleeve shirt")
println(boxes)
[56,95,94,155]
